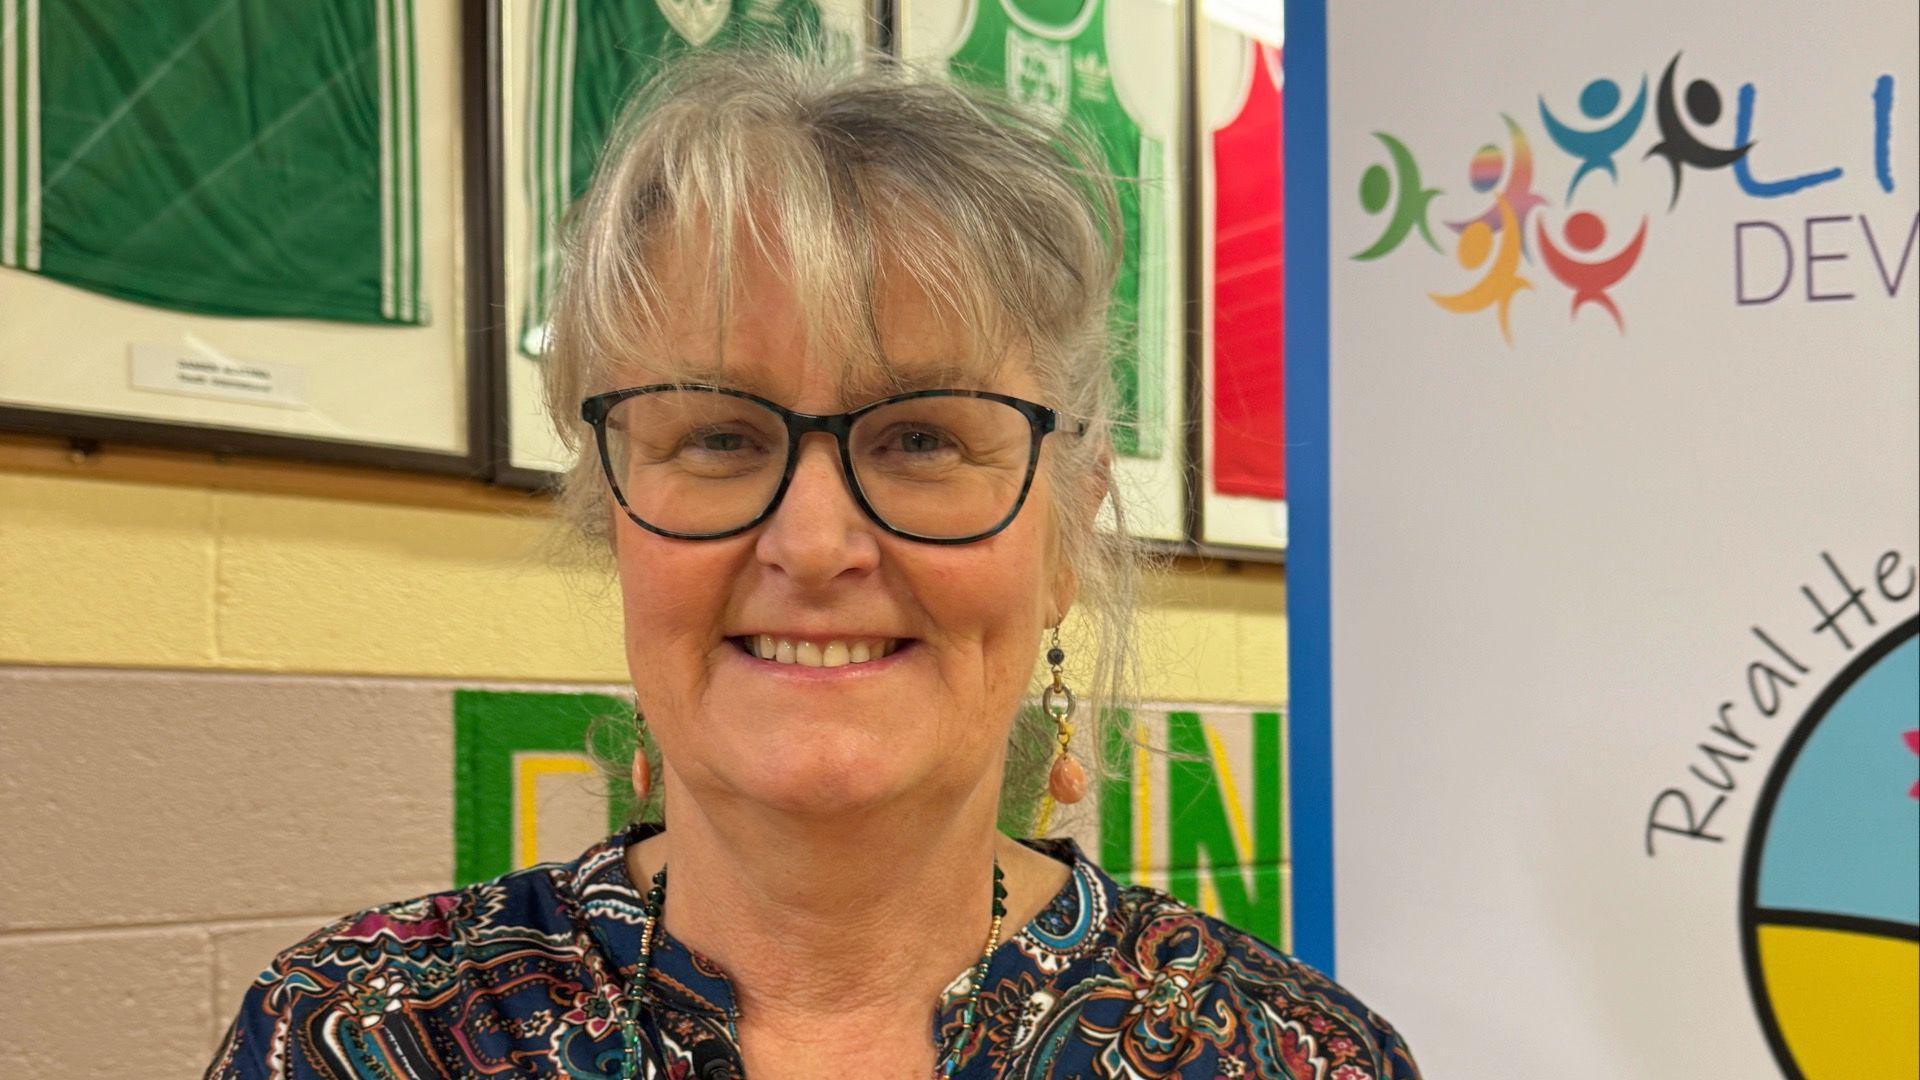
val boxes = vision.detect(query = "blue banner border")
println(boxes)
[1283,0,1336,975]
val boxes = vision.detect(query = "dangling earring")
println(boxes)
[1034,625,1087,838]
[631,706,652,800]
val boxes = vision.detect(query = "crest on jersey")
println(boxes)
[1005,28,1070,124]
[660,0,729,46]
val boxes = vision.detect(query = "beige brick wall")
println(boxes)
[0,925,215,1075]
[0,670,438,1069]
[0,666,638,1072]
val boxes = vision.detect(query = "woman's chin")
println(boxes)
[712,752,932,820]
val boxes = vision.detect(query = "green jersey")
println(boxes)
[946,0,1166,458]
[2,0,423,323]
[521,0,839,356]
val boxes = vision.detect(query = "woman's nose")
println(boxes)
[752,433,881,583]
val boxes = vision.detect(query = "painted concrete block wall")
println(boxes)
[0,439,1288,1076]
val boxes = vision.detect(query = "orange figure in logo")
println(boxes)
[1430,195,1531,344]
[1537,210,1649,333]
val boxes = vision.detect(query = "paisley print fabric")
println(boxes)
[208,823,1420,1078]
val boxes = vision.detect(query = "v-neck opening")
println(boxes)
[570,822,1119,1026]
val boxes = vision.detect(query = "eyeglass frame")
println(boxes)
[579,383,1090,544]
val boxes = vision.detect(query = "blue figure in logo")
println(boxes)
[1645,52,1752,210]
[1539,76,1648,201]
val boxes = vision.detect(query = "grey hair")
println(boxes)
[536,44,1157,830]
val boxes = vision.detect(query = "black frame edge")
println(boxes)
[467,0,509,484]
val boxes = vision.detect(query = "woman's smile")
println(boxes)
[722,634,922,681]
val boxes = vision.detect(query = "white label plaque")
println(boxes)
[128,344,309,411]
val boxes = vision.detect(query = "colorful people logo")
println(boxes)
[1740,616,1920,1079]
[1354,54,1902,343]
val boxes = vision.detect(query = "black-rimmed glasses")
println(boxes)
[579,385,1089,543]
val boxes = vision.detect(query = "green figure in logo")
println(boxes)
[1354,131,1443,261]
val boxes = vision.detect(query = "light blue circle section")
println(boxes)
[1757,633,1919,926]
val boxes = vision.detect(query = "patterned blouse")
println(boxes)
[208,823,1420,1079]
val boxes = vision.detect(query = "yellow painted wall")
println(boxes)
[0,433,1285,698]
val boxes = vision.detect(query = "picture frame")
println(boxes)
[0,0,490,476]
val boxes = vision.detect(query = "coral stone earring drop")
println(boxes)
[1034,626,1084,836]
[1048,750,1088,804]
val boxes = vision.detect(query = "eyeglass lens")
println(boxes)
[601,390,1035,539]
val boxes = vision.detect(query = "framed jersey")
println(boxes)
[1197,11,1286,551]
[898,0,1188,543]
[0,0,480,472]
[493,0,872,484]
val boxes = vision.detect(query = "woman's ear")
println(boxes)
[1048,447,1109,623]
[1049,563,1080,629]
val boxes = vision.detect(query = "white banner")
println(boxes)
[1322,1,1919,1075]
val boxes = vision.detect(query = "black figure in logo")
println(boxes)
[1644,52,1751,209]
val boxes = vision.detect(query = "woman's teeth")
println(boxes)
[750,635,899,667]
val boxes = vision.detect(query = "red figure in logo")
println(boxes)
[1536,210,1648,333]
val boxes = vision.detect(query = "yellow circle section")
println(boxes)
[1757,923,1920,1078]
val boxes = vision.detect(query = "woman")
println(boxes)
[208,48,1419,1080]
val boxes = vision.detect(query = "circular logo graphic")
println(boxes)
[1741,615,1919,1079]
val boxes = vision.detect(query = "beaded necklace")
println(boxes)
[613,860,1008,1079]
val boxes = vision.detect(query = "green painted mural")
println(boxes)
[452,689,636,887]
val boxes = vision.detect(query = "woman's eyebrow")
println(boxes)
[633,361,756,392]
[840,361,996,402]
[657,361,732,386]
[636,359,999,404]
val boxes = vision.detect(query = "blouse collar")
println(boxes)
[562,821,1121,1024]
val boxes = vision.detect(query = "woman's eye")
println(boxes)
[683,428,751,453]
[898,429,947,453]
